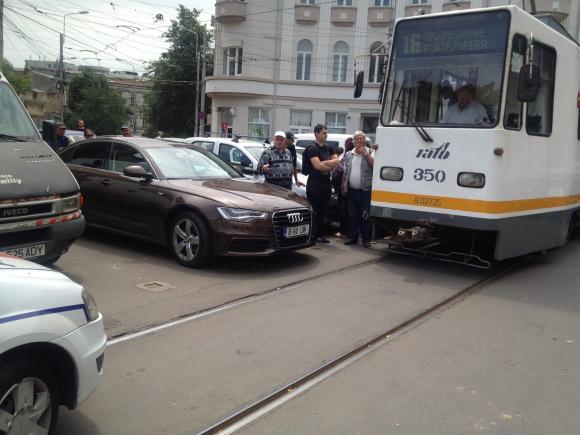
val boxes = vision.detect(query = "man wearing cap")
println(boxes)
[120,125,133,137]
[257,131,294,190]
[284,131,305,187]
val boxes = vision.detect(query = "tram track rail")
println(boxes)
[193,255,528,435]
[106,255,387,346]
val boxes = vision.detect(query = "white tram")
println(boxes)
[370,6,580,267]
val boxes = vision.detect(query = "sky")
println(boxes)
[2,0,215,73]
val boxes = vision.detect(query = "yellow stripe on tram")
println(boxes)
[371,190,580,214]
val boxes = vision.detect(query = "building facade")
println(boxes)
[207,0,579,140]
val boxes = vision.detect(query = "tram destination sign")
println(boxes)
[396,11,509,58]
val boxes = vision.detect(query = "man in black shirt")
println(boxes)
[304,124,339,243]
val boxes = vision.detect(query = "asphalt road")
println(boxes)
[53,229,580,434]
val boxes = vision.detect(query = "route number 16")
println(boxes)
[413,168,446,183]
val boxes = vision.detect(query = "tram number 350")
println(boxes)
[413,168,446,183]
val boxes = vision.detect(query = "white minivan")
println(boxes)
[0,255,106,434]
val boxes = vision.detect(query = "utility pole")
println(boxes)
[270,0,283,137]
[200,31,207,137]
[59,32,65,121]
[193,33,200,137]
[0,0,4,69]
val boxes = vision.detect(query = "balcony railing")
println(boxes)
[442,1,470,12]
[368,6,394,27]
[331,6,357,26]
[295,4,320,24]
[404,4,431,16]
[215,0,247,24]
[533,0,571,21]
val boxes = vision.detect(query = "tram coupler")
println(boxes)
[396,225,432,242]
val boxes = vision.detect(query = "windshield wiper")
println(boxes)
[393,98,433,143]
[0,134,27,142]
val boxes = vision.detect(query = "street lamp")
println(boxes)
[59,10,89,120]
[116,58,138,132]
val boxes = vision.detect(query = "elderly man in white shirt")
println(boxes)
[441,85,489,125]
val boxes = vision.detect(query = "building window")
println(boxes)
[337,0,353,5]
[369,41,386,84]
[410,0,427,4]
[325,112,347,133]
[300,0,315,4]
[248,108,270,138]
[289,110,312,133]
[374,0,390,5]
[332,41,349,82]
[296,40,313,81]
[223,47,243,76]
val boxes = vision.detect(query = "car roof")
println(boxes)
[0,254,48,271]
[186,137,267,148]
[75,136,172,148]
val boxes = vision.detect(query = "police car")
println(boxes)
[0,254,106,434]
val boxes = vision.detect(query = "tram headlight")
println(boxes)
[458,172,485,188]
[380,167,403,181]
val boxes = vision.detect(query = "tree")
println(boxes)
[144,6,213,137]
[66,70,129,134]
[1,60,31,94]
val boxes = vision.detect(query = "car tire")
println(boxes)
[0,356,60,435]
[169,211,211,267]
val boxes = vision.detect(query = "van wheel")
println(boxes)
[0,357,60,435]
[169,212,211,267]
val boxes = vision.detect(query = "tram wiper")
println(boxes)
[0,134,27,142]
[393,99,433,143]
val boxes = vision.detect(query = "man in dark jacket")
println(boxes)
[258,131,294,189]
[55,123,70,150]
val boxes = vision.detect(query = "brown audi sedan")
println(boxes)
[58,137,313,267]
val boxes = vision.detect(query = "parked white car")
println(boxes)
[180,137,308,196]
[0,255,106,434]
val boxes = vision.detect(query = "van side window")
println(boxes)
[63,142,109,169]
[526,43,556,136]
[503,35,526,130]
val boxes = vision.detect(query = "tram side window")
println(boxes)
[503,35,526,130]
[526,43,556,136]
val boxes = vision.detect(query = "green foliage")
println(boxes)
[1,60,32,94]
[144,5,213,137]
[66,70,129,134]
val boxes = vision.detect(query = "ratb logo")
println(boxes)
[416,142,450,160]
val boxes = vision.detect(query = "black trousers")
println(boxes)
[332,173,348,235]
[347,188,372,243]
[307,182,331,238]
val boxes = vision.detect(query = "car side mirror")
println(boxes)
[124,165,154,181]
[354,70,364,99]
[241,166,258,175]
[517,64,540,103]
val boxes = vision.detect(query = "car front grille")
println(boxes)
[272,208,312,249]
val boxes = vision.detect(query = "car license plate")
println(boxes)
[1,244,46,259]
[284,224,309,238]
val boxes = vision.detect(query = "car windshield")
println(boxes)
[148,147,242,179]
[382,10,510,128]
[0,82,40,141]
[245,146,267,161]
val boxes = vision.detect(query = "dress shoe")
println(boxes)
[362,241,371,248]
[343,239,357,245]
[316,236,330,243]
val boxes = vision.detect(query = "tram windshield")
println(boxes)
[382,10,510,129]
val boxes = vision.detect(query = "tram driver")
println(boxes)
[440,84,490,125]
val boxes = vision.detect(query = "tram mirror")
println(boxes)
[354,71,365,98]
[517,64,540,103]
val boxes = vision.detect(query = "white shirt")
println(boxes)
[348,152,364,190]
[441,101,489,125]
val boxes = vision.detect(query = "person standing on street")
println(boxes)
[55,123,70,150]
[342,131,375,248]
[284,131,305,187]
[332,136,354,238]
[304,124,339,244]
[120,125,133,137]
[257,131,295,189]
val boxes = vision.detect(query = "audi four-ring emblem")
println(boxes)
[287,212,303,224]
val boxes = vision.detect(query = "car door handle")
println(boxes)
[101,179,112,186]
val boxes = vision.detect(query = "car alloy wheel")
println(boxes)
[169,212,211,267]
[0,377,54,435]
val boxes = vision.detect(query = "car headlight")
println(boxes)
[82,289,100,322]
[217,207,268,223]
[380,167,403,181]
[62,193,81,213]
[458,172,485,188]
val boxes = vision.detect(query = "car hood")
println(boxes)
[0,141,79,199]
[165,178,310,211]
[0,254,48,270]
